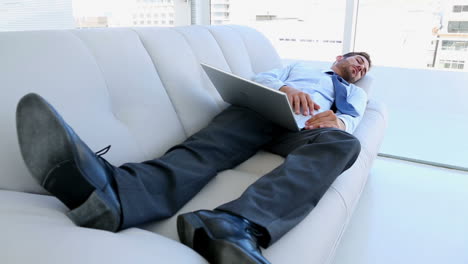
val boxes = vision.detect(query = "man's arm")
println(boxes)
[253,63,320,116]
[305,110,346,130]
[252,64,294,90]
[305,86,367,133]
[335,86,367,133]
[279,85,320,116]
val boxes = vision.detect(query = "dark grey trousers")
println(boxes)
[113,106,360,246]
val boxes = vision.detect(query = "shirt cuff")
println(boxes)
[337,116,352,134]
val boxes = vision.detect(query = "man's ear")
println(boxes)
[335,55,344,62]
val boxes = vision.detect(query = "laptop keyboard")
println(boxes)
[294,113,311,128]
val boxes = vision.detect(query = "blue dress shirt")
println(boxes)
[252,62,367,134]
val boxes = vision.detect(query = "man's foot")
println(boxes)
[16,93,121,232]
[177,210,271,264]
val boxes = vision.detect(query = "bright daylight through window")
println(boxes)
[74,0,181,28]
[211,0,468,169]
[354,0,468,169]
[211,0,468,73]
[211,0,346,61]
[1,0,467,168]
[355,0,468,72]
[0,0,190,31]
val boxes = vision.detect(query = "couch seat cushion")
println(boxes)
[0,190,206,264]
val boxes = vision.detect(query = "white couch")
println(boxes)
[0,25,387,264]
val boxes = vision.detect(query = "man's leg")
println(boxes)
[115,105,277,229]
[215,127,361,246]
[16,93,277,232]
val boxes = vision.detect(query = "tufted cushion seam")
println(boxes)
[225,25,256,73]
[68,30,151,159]
[204,26,239,74]
[130,27,189,138]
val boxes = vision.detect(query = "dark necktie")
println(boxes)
[325,71,359,117]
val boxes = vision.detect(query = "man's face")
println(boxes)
[334,55,370,83]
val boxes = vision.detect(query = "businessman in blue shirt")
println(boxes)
[253,54,368,134]
[16,52,371,264]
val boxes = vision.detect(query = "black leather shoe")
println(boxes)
[177,210,271,264]
[16,93,121,232]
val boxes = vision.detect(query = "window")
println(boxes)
[441,40,468,51]
[441,40,452,50]
[353,0,468,169]
[448,21,468,33]
[355,0,443,69]
[439,59,465,69]
[0,0,191,31]
[256,15,277,21]
[212,4,229,9]
[210,0,346,61]
[453,5,462,13]
[455,5,468,12]
[354,0,468,72]
[212,12,229,17]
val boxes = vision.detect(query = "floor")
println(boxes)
[332,157,468,264]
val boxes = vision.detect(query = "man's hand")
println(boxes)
[280,85,320,116]
[305,110,346,130]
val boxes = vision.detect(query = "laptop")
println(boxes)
[201,63,311,131]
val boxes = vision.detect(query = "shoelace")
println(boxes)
[94,145,115,173]
[95,145,111,157]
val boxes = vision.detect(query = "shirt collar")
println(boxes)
[322,69,350,86]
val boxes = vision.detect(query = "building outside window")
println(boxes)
[453,5,468,12]
[448,21,468,32]
[439,59,465,69]
[441,40,468,51]
[430,0,468,72]
[206,0,468,169]
[0,0,190,31]
[207,0,468,73]
[2,0,468,169]
[210,0,346,61]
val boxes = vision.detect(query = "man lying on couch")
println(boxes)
[16,52,371,264]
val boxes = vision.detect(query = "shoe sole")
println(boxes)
[16,93,120,231]
[177,213,270,264]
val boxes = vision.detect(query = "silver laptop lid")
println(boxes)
[201,63,302,131]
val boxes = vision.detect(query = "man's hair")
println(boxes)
[343,52,372,68]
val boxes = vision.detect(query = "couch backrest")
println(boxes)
[0,25,282,194]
